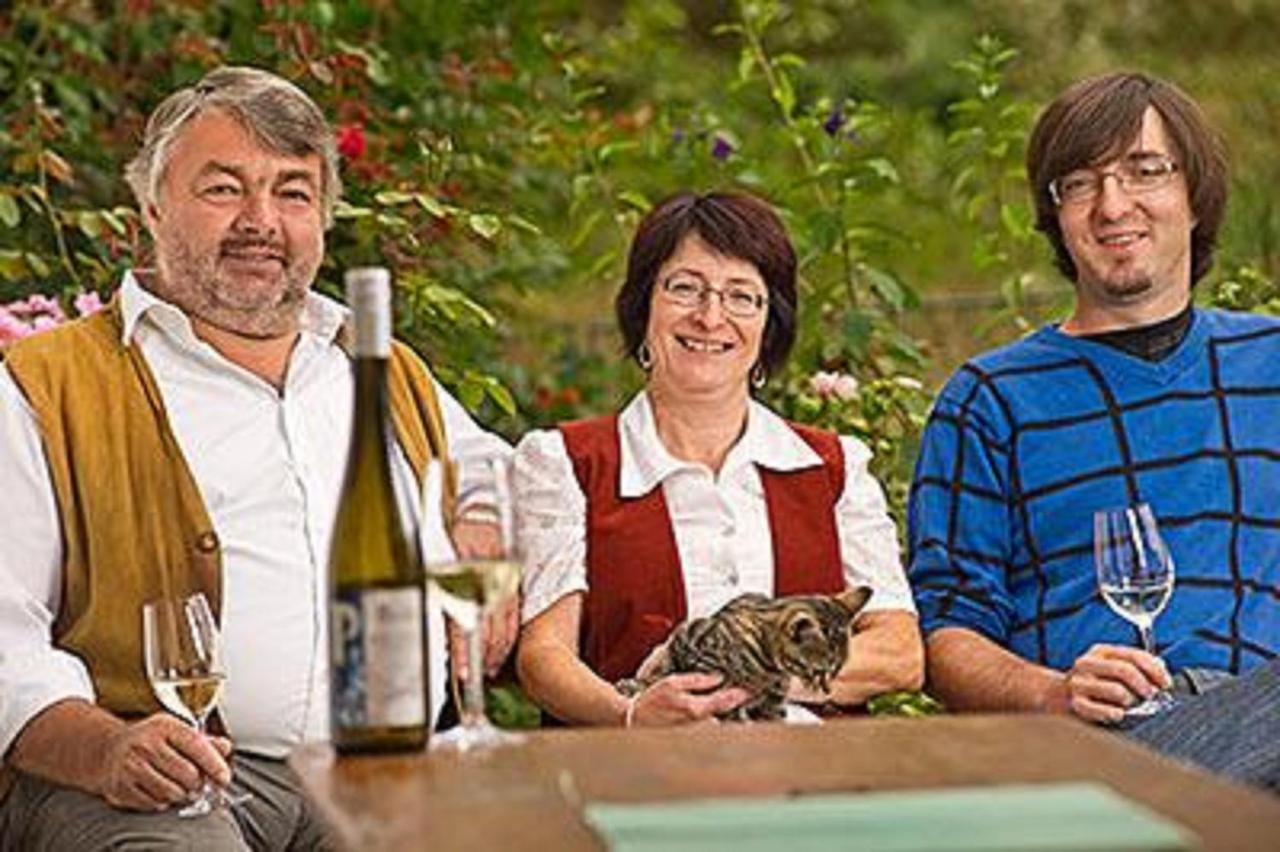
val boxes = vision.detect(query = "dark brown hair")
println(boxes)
[1026,72,1228,285]
[615,191,797,378]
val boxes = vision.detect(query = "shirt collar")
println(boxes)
[118,269,347,348]
[617,391,824,498]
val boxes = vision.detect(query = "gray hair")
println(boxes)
[125,66,341,227]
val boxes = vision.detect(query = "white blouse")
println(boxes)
[514,392,915,624]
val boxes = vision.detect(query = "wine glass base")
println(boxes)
[1125,690,1179,719]
[431,719,525,753]
[176,785,252,818]
[177,796,215,819]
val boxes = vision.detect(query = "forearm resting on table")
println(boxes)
[6,698,126,793]
[925,626,1068,713]
[821,610,925,706]
[516,636,629,727]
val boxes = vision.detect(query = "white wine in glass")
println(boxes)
[143,592,247,817]
[1093,503,1178,718]
[426,558,523,752]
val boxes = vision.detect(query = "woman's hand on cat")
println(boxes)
[628,673,751,726]
[786,676,831,705]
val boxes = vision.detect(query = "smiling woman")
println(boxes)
[512,191,924,729]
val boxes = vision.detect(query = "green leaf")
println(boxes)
[505,213,542,235]
[99,209,127,236]
[862,158,900,184]
[866,690,945,717]
[861,264,911,312]
[0,193,20,228]
[467,213,502,240]
[0,250,27,280]
[415,194,448,218]
[484,379,517,415]
[772,71,796,118]
[333,201,373,220]
[616,190,651,213]
[25,252,51,278]
[374,191,416,206]
[75,211,103,239]
[597,140,639,164]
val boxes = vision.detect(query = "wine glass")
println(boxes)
[1093,503,1178,717]
[142,592,248,816]
[425,557,524,751]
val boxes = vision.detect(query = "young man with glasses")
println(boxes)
[908,72,1279,791]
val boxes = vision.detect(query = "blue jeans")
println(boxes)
[1123,658,1280,792]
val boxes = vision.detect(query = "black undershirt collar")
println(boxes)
[1077,302,1194,363]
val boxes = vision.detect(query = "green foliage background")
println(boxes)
[4,0,1280,517]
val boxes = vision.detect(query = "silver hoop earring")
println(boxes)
[751,363,766,389]
[637,341,654,371]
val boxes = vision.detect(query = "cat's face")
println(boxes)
[772,587,871,685]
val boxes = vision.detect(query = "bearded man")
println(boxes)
[908,72,1279,791]
[0,67,511,849]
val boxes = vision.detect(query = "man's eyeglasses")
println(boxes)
[659,276,768,319]
[1048,153,1180,207]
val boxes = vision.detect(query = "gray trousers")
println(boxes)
[1124,658,1280,792]
[0,753,339,851]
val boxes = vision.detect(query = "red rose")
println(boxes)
[336,123,366,160]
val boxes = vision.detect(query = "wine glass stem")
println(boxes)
[1138,621,1157,656]
[461,621,485,728]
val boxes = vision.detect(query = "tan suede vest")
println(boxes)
[3,303,455,719]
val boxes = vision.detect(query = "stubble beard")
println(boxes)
[1098,270,1154,303]
[154,235,319,339]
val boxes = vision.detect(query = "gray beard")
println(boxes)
[153,241,315,339]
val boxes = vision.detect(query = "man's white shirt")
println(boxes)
[0,271,509,758]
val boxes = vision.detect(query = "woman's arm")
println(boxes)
[517,594,752,726]
[516,593,632,726]
[804,435,925,704]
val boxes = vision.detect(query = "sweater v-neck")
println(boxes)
[1032,308,1208,387]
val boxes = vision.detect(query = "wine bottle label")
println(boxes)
[345,267,391,358]
[331,587,426,728]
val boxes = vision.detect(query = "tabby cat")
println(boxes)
[617,586,872,721]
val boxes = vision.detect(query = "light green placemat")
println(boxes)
[583,782,1195,851]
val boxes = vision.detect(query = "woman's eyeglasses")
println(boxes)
[660,276,768,319]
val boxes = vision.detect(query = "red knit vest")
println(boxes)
[559,413,846,682]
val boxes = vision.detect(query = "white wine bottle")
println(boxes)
[329,267,428,753]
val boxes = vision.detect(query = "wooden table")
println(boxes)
[289,715,1280,850]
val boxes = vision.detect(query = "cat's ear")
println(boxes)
[835,586,872,615]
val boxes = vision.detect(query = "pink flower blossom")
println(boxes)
[24,293,65,321]
[810,370,839,397]
[833,374,860,401]
[74,290,104,317]
[0,308,32,344]
[810,370,859,401]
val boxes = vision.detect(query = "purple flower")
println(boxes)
[671,128,686,144]
[823,107,844,137]
[711,134,734,161]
